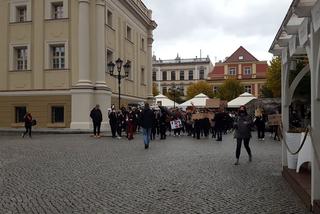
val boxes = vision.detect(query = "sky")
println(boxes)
[143,0,292,63]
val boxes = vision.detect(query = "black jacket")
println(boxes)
[90,108,102,123]
[234,113,253,139]
[140,108,155,129]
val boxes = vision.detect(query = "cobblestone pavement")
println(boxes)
[0,131,310,214]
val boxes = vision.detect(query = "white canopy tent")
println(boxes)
[227,92,257,108]
[154,94,179,108]
[180,93,209,107]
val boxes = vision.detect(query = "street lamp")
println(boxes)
[169,84,183,108]
[107,58,131,110]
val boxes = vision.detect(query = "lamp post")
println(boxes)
[169,84,182,109]
[107,58,131,110]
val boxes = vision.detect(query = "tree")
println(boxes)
[165,89,184,104]
[265,57,281,97]
[260,85,274,98]
[186,81,214,100]
[218,78,244,101]
[152,83,159,96]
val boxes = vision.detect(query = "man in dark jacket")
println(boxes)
[140,103,155,149]
[90,104,102,138]
[108,108,117,138]
[234,105,253,165]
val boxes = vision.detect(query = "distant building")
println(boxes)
[207,46,268,97]
[152,55,213,97]
[0,0,156,129]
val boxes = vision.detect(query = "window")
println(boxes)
[107,10,113,27]
[141,68,145,84]
[180,71,184,80]
[51,45,65,69]
[229,67,236,75]
[244,85,252,94]
[51,106,64,123]
[16,6,27,22]
[106,50,113,64]
[188,70,193,80]
[199,69,205,80]
[126,60,132,79]
[152,71,157,81]
[126,26,132,41]
[239,56,244,60]
[244,67,252,75]
[213,86,219,94]
[162,71,167,81]
[15,47,28,70]
[51,2,63,19]
[141,38,145,50]
[171,71,176,81]
[162,87,167,95]
[15,106,26,123]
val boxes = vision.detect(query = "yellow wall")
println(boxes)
[0,95,71,128]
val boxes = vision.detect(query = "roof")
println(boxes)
[180,93,209,107]
[227,92,257,108]
[154,94,179,107]
[224,46,259,63]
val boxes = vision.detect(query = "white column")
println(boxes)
[308,25,320,206]
[70,0,93,130]
[94,0,111,131]
[281,62,290,167]
[77,0,91,86]
[95,0,107,88]
[147,32,154,101]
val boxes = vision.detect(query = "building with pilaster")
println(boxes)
[207,46,268,97]
[152,55,213,97]
[0,0,156,129]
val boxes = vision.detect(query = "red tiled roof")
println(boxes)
[208,65,224,80]
[224,46,259,63]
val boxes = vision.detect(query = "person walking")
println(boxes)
[90,104,102,138]
[108,108,117,138]
[214,109,225,141]
[254,114,266,141]
[140,103,155,149]
[234,105,253,165]
[22,112,33,138]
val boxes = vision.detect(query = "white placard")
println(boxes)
[170,119,182,130]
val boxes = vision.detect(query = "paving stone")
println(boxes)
[0,132,311,213]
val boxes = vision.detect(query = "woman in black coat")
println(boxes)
[234,105,253,165]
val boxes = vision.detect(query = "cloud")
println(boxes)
[143,0,292,61]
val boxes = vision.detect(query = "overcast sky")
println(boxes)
[143,0,292,63]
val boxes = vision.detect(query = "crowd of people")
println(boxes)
[21,103,278,165]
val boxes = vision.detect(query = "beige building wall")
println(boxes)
[153,57,213,98]
[0,0,156,129]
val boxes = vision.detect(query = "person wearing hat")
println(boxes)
[90,104,102,138]
[234,105,253,165]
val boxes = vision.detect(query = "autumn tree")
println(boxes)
[186,81,214,100]
[218,78,244,101]
[265,57,281,97]
[152,83,159,96]
[165,89,185,104]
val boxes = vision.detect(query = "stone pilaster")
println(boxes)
[70,0,93,130]
[94,0,111,131]
[77,0,92,86]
